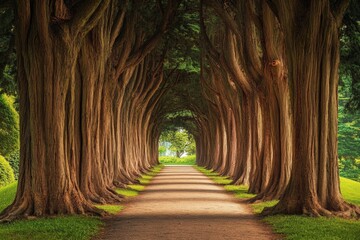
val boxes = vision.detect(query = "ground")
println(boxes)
[94,166,279,240]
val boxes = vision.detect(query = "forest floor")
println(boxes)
[94,166,279,240]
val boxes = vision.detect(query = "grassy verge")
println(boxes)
[0,183,102,240]
[159,155,196,165]
[95,164,164,213]
[0,164,163,240]
[195,166,360,240]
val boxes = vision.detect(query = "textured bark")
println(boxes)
[1,0,110,221]
[263,0,360,217]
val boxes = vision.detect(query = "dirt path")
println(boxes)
[95,166,280,240]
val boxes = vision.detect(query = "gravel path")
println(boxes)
[95,166,280,240]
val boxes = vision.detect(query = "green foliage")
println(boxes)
[338,98,360,181]
[0,8,17,96]
[340,1,360,112]
[158,145,166,155]
[0,155,15,187]
[160,128,195,157]
[339,157,360,182]
[159,155,196,165]
[0,94,19,157]
[7,150,19,179]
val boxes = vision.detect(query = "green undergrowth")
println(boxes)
[159,155,196,165]
[0,164,164,240]
[195,165,360,240]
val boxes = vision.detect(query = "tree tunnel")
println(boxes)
[1,0,359,222]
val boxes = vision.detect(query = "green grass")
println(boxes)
[194,166,232,184]
[0,216,102,240]
[0,181,17,212]
[0,183,102,240]
[0,164,164,240]
[196,165,360,240]
[159,155,196,165]
[264,215,360,240]
[95,205,124,214]
[224,184,256,199]
[340,177,360,205]
[96,164,164,216]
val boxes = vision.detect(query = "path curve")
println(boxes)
[95,166,279,240]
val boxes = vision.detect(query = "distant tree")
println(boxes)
[0,7,16,96]
[340,0,360,111]
[160,128,195,158]
[158,145,167,156]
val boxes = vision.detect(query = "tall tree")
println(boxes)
[263,0,360,216]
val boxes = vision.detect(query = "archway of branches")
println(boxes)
[1,0,359,222]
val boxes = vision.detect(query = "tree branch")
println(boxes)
[199,0,220,61]
[332,0,350,26]
[124,0,181,69]
[110,0,129,48]
[0,0,13,11]
[71,0,111,38]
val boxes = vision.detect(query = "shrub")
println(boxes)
[159,156,179,164]
[159,155,196,165]
[0,94,19,157]
[0,155,15,187]
[7,150,19,179]
[181,155,196,164]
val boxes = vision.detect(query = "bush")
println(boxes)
[0,155,15,187]
[181,155,196,164]
[159,155,196,165]
[7,150,19,179]
[0,94,19,157]
[339,157,360,182]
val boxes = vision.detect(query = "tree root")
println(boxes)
[0,197,106,223]
[261,199,360,219]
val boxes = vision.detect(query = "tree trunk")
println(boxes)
[1,0,110,221]
[264,0,360,217]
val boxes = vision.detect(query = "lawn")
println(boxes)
[0,164,164,240]
[0,183,103,240]
[195,166,360,240]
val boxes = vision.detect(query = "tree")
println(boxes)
[1,0,181,221]
[160,128,195,157]
[262,0,360,217]
[0,6,16,96]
